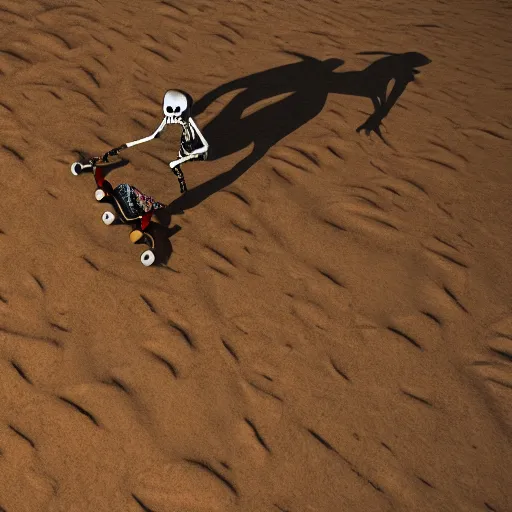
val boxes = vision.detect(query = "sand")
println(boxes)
[1,0,511,511]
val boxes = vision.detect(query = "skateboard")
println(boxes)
[70,153,165,267]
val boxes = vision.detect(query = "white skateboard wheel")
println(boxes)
[102,211,115,225]
[71,162,82,175]
[140,250,155,266]
[95,189,106,201]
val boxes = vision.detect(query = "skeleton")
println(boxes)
[102,90,208,194]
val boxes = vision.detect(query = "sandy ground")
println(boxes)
[1,0,512,511]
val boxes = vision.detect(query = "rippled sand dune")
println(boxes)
[1,0,511,511]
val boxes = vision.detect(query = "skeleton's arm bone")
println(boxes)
[188,118,208,152]
[124,119,167,148]
[101,119,167,162]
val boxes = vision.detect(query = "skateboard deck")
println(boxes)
[94,167,164,246]
[71,157,165,266]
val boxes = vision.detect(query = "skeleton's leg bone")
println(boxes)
[170,154,200,168]
[172,164,187,194]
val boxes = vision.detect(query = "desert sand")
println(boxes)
[1,0,511,511]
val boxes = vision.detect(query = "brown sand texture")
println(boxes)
[1,0,512,511]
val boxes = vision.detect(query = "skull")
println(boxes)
[162,89,192,124]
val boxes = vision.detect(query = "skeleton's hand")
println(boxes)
[102,149,117,162]
[102,144,126,162]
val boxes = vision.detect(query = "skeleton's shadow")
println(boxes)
[169,50,430,214]
[145,218,181,265]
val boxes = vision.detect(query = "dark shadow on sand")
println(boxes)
[103,204,181,266]
[168,50,431,215]
[146,221,181,266]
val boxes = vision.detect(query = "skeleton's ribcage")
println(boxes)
[180,135,203,156]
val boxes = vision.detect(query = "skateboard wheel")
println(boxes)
[102,211,115,225]
[71,162,82,175]
[141,250,155,266]
[130,230,143,243]
[95,189,106,201]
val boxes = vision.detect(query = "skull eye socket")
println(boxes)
[165,105,183,115]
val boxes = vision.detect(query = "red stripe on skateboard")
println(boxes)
[141,211,153,231]
[94,166,105,187]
